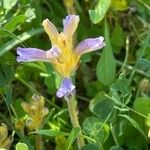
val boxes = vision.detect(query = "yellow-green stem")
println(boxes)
[63,0,75,14]
[66,95,85,149]
[35,134,43,150]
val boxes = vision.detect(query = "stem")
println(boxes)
[66,95,85,149]
[63,0,76,14]
[110,123,119,145]
[116,60,150,78]
[129,33,149,82]
[117,36,129,75]
[35,134,43,150]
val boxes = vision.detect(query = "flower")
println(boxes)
[17,15,105,98]
[21,95,49,130]
[56,78,75,98]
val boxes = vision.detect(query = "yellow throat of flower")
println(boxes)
[52,32,80,77]
[53,52,80,77]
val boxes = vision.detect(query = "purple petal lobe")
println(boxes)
[74,36,106,55]
[63,15,79,37]
[17,47,49,62]
[46,46,61,60]
[56,78,75,98]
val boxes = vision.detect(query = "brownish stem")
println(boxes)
[35,134,43,150]
[66,95,85,149]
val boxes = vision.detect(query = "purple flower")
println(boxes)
[17,47,48,62]
[17,46,61,62]
[16,15,105,98]
[74,36,106,55]
[56,78,75,98]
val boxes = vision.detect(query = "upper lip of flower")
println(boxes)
[42,15,105,56]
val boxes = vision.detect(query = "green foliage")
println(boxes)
[15,143,28,150]
[110,73,131,104]
[65,127,80,150]
[111,0,128,11]
[134,97,150,116]
[2,0,17,10]
[111,23,124,54]
[0,0,150,149]
[82,117,109,144]
[136,58,150,77]
[90,92,114,121]
[37,129,68,137]
[96,20,116,85]
[0,64,14,88]
[119,114,147,140]
[89,0,111,24]
[81,144,100,150]
[0,15,26,37]
[0,28,44,57]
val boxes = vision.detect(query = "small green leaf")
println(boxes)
[111,0,128,11]
[0,15,26,37]
[134,97,150,116]
[110,73,131,104]
[111,23,124,53]
[65,127,80,150]
[90,92,114,121]
[3,0,17,10]
[82,117,100,136]
[82,117,109,143]
[55,136,68,150]
[96,20,116,85]
[16,142,28,150]
[119,114,147,140]
[89,0,111,24]
[37,129,68,137]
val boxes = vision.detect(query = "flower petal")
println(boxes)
[56,78,75,98]
[63,15,79,38]
[17,47,49,62]
[74,36,106,55]
[46,46,61,60]
[42,19,59,44]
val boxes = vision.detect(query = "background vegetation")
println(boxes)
[0,0,150,149]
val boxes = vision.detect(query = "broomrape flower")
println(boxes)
[17,15,105,98]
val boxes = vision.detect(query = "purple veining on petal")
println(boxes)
[74,36,106,55]
[63,15,79,37]
[17,47,49,62]
[56,78,75,98]
[46,46,61,60]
